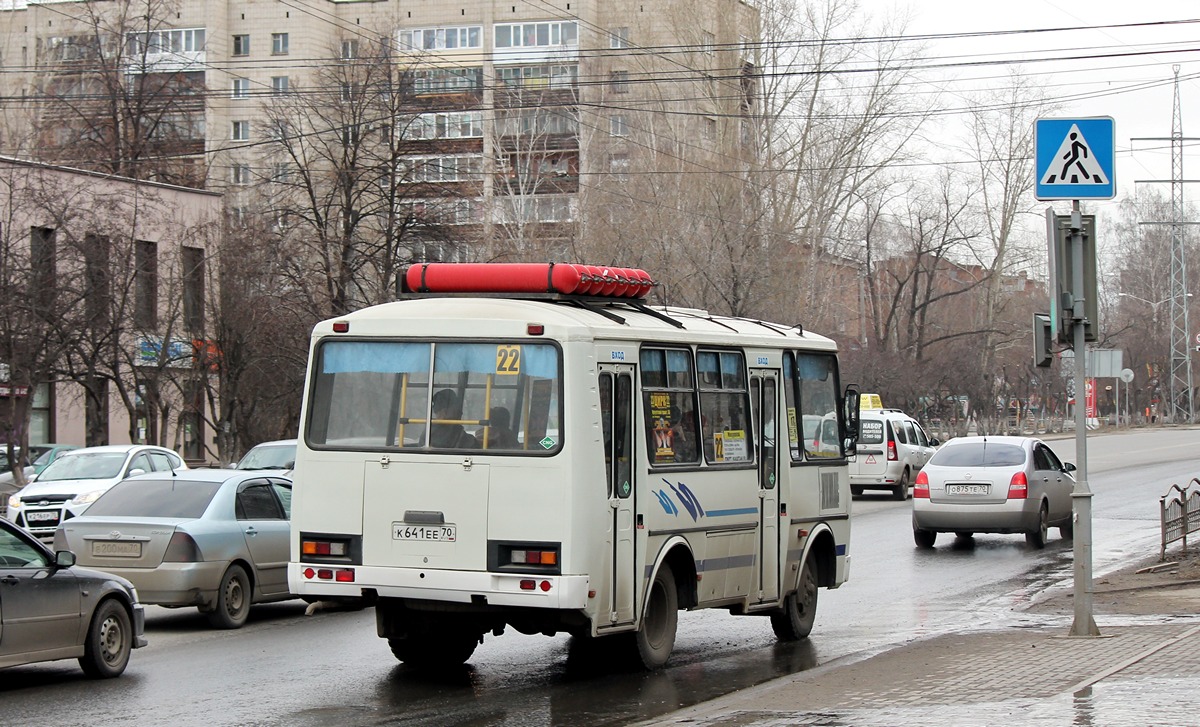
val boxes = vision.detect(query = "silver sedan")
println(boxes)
[911,435,1075,549]
[55,469,294,629]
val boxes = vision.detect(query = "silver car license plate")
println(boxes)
[392,524,456,542]
[947,484,989,496]
[92,541,142,557]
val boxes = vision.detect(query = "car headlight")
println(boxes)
[69,490,104,506]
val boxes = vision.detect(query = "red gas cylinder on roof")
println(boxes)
[404,263,654,299]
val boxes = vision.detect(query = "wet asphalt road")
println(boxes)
[2,428,1196,726]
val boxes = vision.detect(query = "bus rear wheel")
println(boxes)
[771,552,818,640]
[634,563,678,669]
[389,629,478,668]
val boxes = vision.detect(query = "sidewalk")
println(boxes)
[640,552,1200,727]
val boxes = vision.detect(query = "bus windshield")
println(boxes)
[305,339,562,454]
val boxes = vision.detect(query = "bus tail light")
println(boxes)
[913,471,930,498]
[494,542,562,574]
[164,531,203,562]
[1008,471,1028,499]
[302,538,348,557]
[306,567,355,582]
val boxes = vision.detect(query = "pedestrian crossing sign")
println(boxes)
[1035,117,1115,200]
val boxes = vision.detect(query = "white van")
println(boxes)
[849,408,938,500]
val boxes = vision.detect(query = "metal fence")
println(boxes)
[1160,479,1200,560]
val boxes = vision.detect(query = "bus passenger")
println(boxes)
[485,407,518,449]
[430,389,477,449]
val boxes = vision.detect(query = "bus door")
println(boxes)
[750,370,780,603]
[598,365,636,625]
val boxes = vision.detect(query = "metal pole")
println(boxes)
[1070,200,1100,637]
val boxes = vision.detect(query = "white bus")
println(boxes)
[288,264,860,669]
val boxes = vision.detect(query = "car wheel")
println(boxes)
[771,552,818,641]
[79,599,133,679]
[914,527,937,549]
[1026,503,1049,549]
[206,564,251,629]
[633,563,678,669]
[1060,517,1074,540]
[892,470,910,501]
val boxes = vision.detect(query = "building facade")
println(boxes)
[0,0,761,271]
[0,157,222,458]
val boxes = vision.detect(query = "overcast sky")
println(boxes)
[886,0,1200,213]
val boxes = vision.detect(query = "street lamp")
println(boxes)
[1117,291,1191,324]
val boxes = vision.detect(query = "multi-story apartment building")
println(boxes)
[0,0,761,266]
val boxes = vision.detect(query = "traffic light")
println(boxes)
[1033,313,1053,368]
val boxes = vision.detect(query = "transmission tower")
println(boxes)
[1132,64,1196,422]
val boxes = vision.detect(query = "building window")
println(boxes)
[30,226,56,312]
[271,163,291,183]
[610,27,630,49]
[182,246,204,332]
[610,70,629,94]
[272,33,289,55]
[610,153,629,181]
[701,31,715,55]
[129,28,206,57]
[496,64,577,89]
[232,34,249,56]
[411,66,483,94]
[610,115,628,137]
[271,76,289,94]
[403,111,484,140]
[703,117,717,140]
[403,155,484,183]
[134,240,158,329]
[232,78,249,98]
[232,164,252,185]
[399,26,482,51]
[341,39,358,59]
[494,21,577,50]
[83,234,110,326]
[231,120,249,141]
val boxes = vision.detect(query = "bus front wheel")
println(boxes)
[634,563,678,669]
[771,552,818,641]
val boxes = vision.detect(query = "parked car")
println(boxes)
[55,469,294,629]
[0,517,145,677]
[5,445,187,543]
[850,408,938,500]
[234,439,297,473]
[0,444,80,502]
[911,435,1076,550]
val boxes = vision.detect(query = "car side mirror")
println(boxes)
[930,438,941,447]
[127,468,146,477]
[55,550,76,568]
[1063,462,1077,472]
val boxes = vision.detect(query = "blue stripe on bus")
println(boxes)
[704,507,760,517]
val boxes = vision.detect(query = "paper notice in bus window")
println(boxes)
[786,408,800,456]
[722,430,748,461]
[649,392,674,461]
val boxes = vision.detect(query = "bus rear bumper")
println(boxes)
[289,563,590,609]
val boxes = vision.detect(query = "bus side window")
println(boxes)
[600,373,613,494]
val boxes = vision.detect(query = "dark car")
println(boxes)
[0,517,146,677]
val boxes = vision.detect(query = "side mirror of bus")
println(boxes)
[841,384,861,450]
